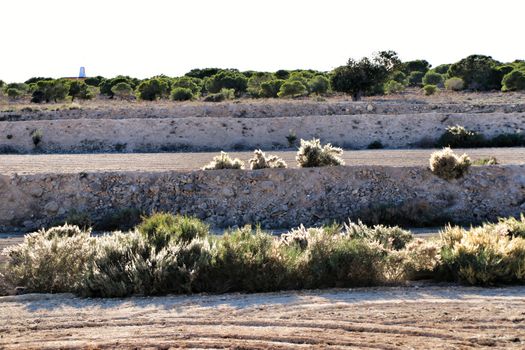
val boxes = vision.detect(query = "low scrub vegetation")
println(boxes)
[203,151,245,170]
[437,125,525,148]
[296,139,344,167]
[248,149,287,169]
[429,147,471,180]
[3,214,525,296]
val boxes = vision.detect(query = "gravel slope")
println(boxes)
[0,286,524,349]
[0,147,523,174]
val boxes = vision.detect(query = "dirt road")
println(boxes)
[0,286,524,349]
[1,148,524,174]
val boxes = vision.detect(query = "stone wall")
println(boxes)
[2,112,525,153]
[1,165,524,232]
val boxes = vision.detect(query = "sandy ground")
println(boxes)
[0,148,523,175]
[0,285,523,349]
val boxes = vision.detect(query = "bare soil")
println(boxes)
[0,285,524,349]
[0,148,523,175]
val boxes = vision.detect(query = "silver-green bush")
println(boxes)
[202,151,245,170]
[429,147,471,180]
[296,138,344,167]
[248,149,287,170]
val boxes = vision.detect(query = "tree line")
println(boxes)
[1,52,524,103]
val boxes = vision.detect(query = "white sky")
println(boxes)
[1,0,524,82]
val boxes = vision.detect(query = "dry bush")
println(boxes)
[248,149,287,170]
[440,224,525,285]
[343,221,413,250]
[445,77,465,91]
[202,151,244,170]
[429,147,471,180]
[296,138,344,167]
[2,225,94,293]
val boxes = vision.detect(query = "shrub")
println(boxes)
[490,132,525,147]
[502,69,525,91]
[422,71,444,86]
[447,54,502,90]
[440,225,525,285]
[30,80,69,103]
[63,209,92,230]
[296,138,344,167]
[429,147,471,180]
[68,81,94,101]
[248,149,287,169]
[437,125,485,148]
[433,63,451,75]
[277,80,307,98]
[472,157,498,166]
[408,71,425,87]
[170,87,194,101]
[423,84,438,95]
[367,140,383,149]
[308,75,330,94]
[246,73,273,97]
[444,77,465,91]
[203,88,235,102]
[137,213,209,250]
[206,226,288,292]
[136,78,169,101]
[31,129,43,147]
[205,70,248,94]
[390,70,407,84]
[286,130,297,147]
[111,82,134,99]
[172,76,202,95]
[202,151,244,170]
[6,88,22,100]
[384,80,405,94]
[96,208,142,231]
[343,221,413,250]
[2,225,93,293]
[297,230,387,288]
[260,79,284,98]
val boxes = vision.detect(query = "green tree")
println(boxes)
[31,80,69,103]
[274,70,290,80]
[330,54,391,100]
[185,68,221,79]
[99,76,138,98]
[502,70,525,91]
[111,82,134,99]
[447,55,502,90]
[84,76,105,87]
[205,70,248,95]
[308,75,330,94]
[247,72,273,97]
[69,80,94,101]
[170,87,194,101]
[260,79,284,98]
[408,71,425,87]
[402,60,431,74]
[277,80,307,98]
[136,78,169,101]
[172,77,202,95]
[422,71,444,86]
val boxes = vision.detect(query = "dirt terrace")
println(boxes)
[0,148,524,175]
[0,285,524,349]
